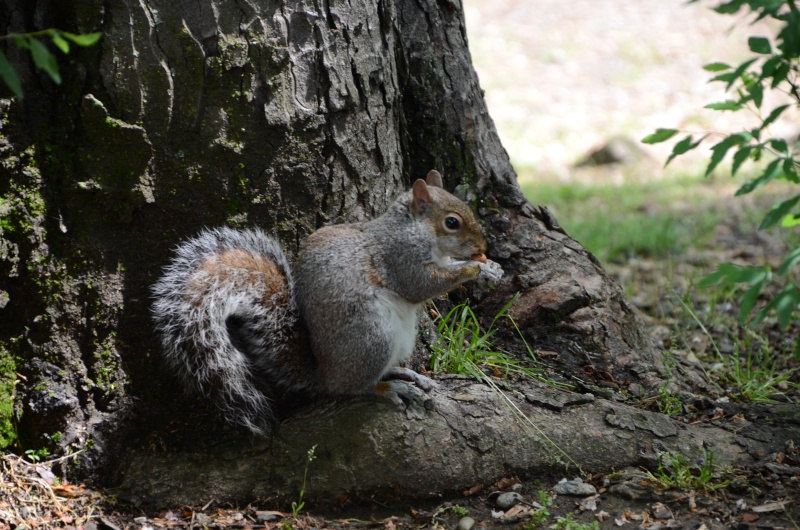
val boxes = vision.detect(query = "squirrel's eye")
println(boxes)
[443,215,461,231]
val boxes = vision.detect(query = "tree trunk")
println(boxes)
[1,0,673,494]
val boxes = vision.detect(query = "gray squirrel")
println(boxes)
[151,170,503,434]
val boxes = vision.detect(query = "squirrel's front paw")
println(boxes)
[477,259,504,285]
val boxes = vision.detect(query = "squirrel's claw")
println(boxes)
[377,379,427,407]
[382,366,438,392]
[477,259,504,285]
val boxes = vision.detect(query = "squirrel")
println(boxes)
[151,170,503,434]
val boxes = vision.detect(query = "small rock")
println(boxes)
[99,517,122,530]
[578,496,598,511]
[256,511,281,523]
[35,465,56,485]
[552,478,597,496]
[495,491,524,509]
[575,135,648,167]
[651,502,673,519]
[627,383,645,397]
[457,516,475,530]
[133,517,148,524]
[194,513,212,524]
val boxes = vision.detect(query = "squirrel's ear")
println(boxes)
[426,170,444,188]
[411,179,432,213]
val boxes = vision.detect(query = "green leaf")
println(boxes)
[641,128,678,144]
[753,285,800,330]
[771,62,790,88]
[760,195,800,230]
[703,62,731,72]
[735,158,782,195]
[61,32,102,46]
[731,145,754,176]
[714,0,746,14]
[762,104,789,130]
[698,263,769,288]
[0,49,23,99]
[748,81,764,108]
[778,247,800,275]
[665,134,705,167]
[778,9,800,58]
[782,214,800,227]
[725,58,758,90]
[29,38,61,84]
[783,158,799,183]
[748,36,772,54]
[50,32,70,54]
[704,100,742,111]
[710,72,737,85]
[705,133,749,177]
[739,279,766,324]
[760,55,781,79]
[769,138,788,154]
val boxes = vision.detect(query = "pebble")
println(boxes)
[133,516,148,524]
[495,491,524,509]
[651,502,674,519]
[457,516,475,530]
[552,478,597,496]
[256,511,281,523]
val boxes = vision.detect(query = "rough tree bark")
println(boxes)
[1,0,783,506]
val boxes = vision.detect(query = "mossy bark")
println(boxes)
[1,0,668,493]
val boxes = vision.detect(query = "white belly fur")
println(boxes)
[373,290,421,376]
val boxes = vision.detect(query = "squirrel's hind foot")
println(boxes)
[382,366,437,392]
[375,379,430,407]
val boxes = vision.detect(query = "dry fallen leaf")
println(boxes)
[462,484,482,496]
[51,484,85,499]
[752,500,791,513]
[494,476,522,490]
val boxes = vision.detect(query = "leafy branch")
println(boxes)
[643,0,800,356]
[0,29,102,99]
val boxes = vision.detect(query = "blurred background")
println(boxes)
[465,0,795,183]
[463,0,798,267]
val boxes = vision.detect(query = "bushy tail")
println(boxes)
[151,227,307,435]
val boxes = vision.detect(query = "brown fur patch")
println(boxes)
[189,249,289,306]
[367,255,388,288]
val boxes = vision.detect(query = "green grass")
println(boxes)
[519,175,724,264]
[429,298,580,470]
[675,288,799,402]
[638,450,730,492]
[429,296,568,389]
[519,172,799,404]
[724,345,798,402]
